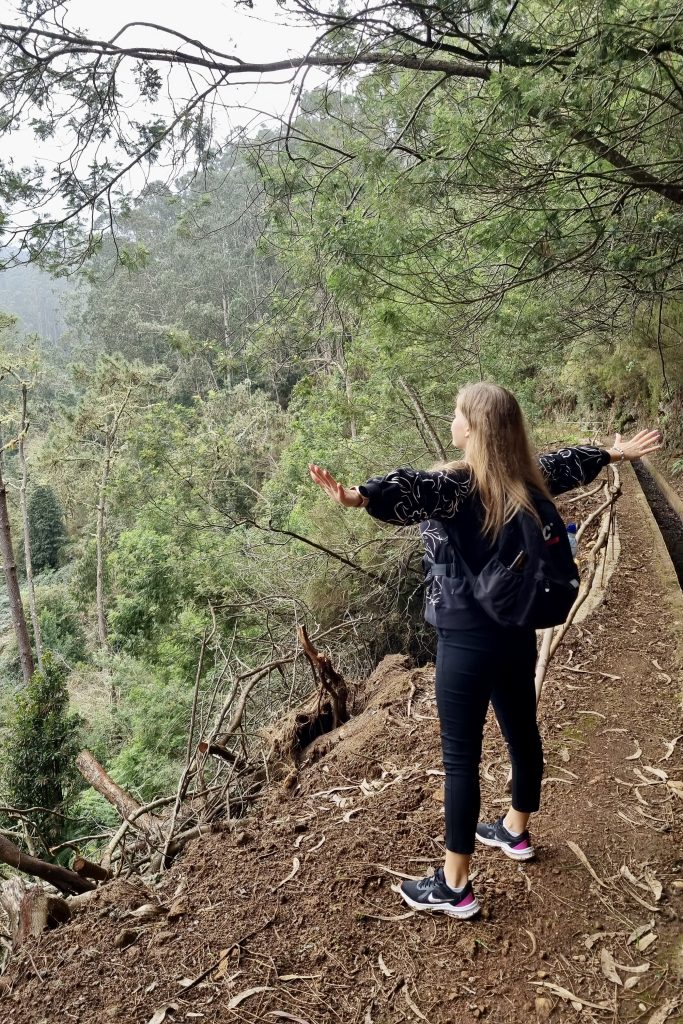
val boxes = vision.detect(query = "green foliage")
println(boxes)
[68,539,100,610]
[35,583,88,666]
[108,527,185,655]
[0,653,83,852]
[104,654,198,802]
[28,484,67,573]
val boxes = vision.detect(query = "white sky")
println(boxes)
[2,0,327,179]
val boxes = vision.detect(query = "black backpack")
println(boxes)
[435,491,580,630]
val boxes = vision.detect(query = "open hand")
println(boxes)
[308,463,364,507]
[613,428,662,461]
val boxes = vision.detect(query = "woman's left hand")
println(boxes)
[612,428,662,462]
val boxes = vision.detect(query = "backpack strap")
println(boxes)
[426,535,478,589]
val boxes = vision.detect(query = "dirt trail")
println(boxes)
[1,467,682,1024]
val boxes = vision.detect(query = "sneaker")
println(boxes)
[398,868,480,919]
[475,816,535,860]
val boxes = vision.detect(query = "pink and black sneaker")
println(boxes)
[475,816,535,860]
[398,868,480,919]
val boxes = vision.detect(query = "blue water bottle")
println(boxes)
[566,522,578,558]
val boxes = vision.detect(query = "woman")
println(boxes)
[309,382,661,919]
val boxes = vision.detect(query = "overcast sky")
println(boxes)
[2,0,326,170]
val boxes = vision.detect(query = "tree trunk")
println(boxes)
[221,281,232,387]
[0,465,35,684]
[72,857,111,882]
[0,876,71,949]
[76,750,158,834]
[0,836,94,896]
[17,384,43,674]
[397,378,447,460]
[96,435,112,650]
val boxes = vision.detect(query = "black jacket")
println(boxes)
[357,446,611,629]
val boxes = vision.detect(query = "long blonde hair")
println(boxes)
[446,382,552,540]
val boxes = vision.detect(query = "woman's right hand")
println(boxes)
[308,463,365,507]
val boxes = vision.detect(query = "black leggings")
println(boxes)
[434,624,543,855]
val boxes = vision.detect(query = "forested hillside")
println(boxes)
[0,0,681,902]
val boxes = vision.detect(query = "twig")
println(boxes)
[161,621,215,870]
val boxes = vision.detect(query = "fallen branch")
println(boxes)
[534,627,554,705]
[160,620,215,870]
[76,750,160,835]
[100,793,178,872]
[72,857,111,882]
[0,835,94,896]
[148,823,214,873]
[550,465,621,659]
[297,624,348,729]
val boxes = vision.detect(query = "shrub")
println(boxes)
[0,653,83,852]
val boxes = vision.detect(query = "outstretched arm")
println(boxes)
[308,463,471,525]
[539,429,662,496]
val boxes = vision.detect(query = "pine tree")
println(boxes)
[27,485,66,574]
[1,653,83,852]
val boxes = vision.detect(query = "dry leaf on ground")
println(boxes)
[378,953,393,976]
[147,1005,179,1024]
[530,980,611,1011]
[661,735,682,760]
[628,921,655,944]
[636,933,658,953]
[402,982,430,1022]
[227,986,274,1009]
[275,858,300,888]
[268,1013,313,1024]
[599,948,622,986]
[566,840,606,887]
[647,998,682,1024]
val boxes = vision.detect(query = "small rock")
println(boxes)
[535,995,553,1020]
[235,831,253,847]
[167,900,186,920]
[128,903,163,922]
[456,935,478,959]
[113,927,139,950]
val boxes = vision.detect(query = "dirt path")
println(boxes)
[2,467,682,1024]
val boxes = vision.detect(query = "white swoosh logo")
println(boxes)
[427,893,447,903]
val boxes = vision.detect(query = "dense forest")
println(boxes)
[0,0,681,874]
